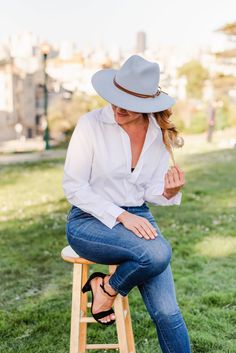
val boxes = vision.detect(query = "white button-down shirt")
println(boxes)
[62,103,182,229]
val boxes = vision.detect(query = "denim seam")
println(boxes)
[142,284,173,353]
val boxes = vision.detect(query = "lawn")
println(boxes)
[0,148,236,353]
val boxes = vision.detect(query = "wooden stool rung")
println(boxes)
[86,343,120,349]
[80,317,97,323]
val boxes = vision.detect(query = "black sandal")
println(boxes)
[82,272,117,326]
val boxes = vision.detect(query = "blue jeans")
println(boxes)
[66,202,192,353]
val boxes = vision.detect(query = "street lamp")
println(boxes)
[41,42,50,150]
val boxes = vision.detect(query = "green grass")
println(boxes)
[0,148,236,353]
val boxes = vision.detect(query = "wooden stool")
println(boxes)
[61,245,136,353]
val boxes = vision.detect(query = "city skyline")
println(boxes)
[1,0,235,54]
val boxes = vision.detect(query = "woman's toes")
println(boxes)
[99,313,115,323]
[101,316,109,323]
[101,314,113,323]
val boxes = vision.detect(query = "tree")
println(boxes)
[213,21,236,100]
[48,93,107,137]
[178,60,209,99]
[215,21,236,37]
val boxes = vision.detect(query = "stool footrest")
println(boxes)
[86,343,120,349]
[80,317,97,323]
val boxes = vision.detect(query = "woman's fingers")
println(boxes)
[130,227,143,238]
[172,165,185,185]
[168,167,180,186]
[171,167,180,184]
[122,213,158,240]
[167,170,175,186]
[164,173,171,188]
[131,222,157,240]
[143,219,158,236]
[139,223,156,239]
[134,225,150,240]
[166,166,185,188]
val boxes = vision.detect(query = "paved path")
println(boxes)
[0,149,66,165]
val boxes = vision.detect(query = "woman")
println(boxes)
[63,55,191,353]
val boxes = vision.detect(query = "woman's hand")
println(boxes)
[117,212,158,240]
[163,164,185,199]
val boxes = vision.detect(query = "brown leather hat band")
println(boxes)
[113,77,168,98]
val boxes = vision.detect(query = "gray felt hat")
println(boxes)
[91,54,176,113]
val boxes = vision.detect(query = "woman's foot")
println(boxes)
[90,274,118,323]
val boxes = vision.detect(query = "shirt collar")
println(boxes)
[99,103,162,132]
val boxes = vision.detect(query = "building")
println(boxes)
[0,58,46,142]
[136,31,147,54]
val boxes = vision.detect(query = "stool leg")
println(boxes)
[70,263,82,353]
[109,265,136,353]
[113,294,129,353]
[122,296,136,353]
[79,264,89,353]
[109,265,129,353]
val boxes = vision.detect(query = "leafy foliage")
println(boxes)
[178,60,209,99]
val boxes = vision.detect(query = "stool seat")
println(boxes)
[61,245,136,353]
[61,245,96,264]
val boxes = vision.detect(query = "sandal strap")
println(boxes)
[100,280,118,297]
[93,307,115,320]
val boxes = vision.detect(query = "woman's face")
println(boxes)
[111,104,144,126]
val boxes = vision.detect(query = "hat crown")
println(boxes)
[115,55,160,96]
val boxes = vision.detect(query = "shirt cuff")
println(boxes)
[99,204,126,229]
[155,191,182,206]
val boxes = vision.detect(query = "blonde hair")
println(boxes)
[146,108,184,165]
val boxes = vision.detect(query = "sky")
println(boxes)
[0,0,235,52]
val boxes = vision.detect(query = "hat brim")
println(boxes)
[91,69,176,113]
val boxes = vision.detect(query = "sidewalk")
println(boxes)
[0,149,66,165]
[0,137,44,154]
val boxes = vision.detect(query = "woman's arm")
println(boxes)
[62,114,125,229]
